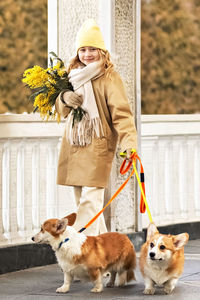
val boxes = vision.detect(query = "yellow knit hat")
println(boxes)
[76,19,106,51]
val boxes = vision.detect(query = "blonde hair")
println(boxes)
[67,49,114,77]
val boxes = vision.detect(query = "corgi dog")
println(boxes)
[32,213,136,293]
[139,223,189,295]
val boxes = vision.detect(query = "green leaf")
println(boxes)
[49,51,58,58]
[48,92,60,106]
[49,52,65,68]
[33,106,39,113]
[29,86,49,103]
[72,107,86,127]
[50,56,53,68]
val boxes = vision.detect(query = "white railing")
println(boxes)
[0,114,76,246]
[0,114,200,246]
[141,115,200,227]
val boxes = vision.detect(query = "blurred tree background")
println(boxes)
[141,0,200,114]
[0,0,200,114]
[0,0,47,113]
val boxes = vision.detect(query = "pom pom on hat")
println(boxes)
[76,19,106,51]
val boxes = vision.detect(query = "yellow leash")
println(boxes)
[132,159,153,222]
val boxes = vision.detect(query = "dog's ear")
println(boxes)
[64,213,77,226]
[147,222,159,241]
[173,233,189,250]
[56,218,68,234]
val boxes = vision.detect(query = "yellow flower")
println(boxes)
[47,62,66,78]
[22,53,72,123]
[52,109,61,123]
[57,68,66,77]
[53,62,61,70]
[56,113,61,123]
[22,65,49,89]
[33,86,57,120]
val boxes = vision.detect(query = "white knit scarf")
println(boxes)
[65,61,104,146]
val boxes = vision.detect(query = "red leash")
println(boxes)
[120,152,146,213]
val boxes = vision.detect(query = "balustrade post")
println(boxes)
[17,141,25,235]
[2,141,10,243]
[32,142,40,231]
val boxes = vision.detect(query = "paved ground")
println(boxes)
[0,239,199,300]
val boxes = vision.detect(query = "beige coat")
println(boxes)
[56,70,137,188]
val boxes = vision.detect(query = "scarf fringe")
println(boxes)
[65,111,104,146]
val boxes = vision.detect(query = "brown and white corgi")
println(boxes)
[32,213,136,293]
[139,222,189,295]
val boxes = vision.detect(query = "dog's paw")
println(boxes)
[56,285,69,293]
[143,288,155,295]
[118,272,126,286]
[91,286,103,293]
[164,286,174,294]
[106,281,114,288]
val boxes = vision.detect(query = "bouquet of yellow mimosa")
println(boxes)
[22,52,76,122]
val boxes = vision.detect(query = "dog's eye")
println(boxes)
[160,245,165,250]
[150,242,154,248]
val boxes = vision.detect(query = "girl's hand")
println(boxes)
[120,148,136,160]
[126,148,132,159]
[61,91,83,109]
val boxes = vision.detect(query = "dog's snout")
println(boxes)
[149,252,155,258]
[32,237,35,242]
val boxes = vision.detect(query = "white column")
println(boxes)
[193,140,200,216]
[178,139,188,218]
[163,140,173,218]
[98,0,115,53]
[135,0,142,231]
[48,0,59,59]
[46,141,58,219]
[17,141,25,234]
[32,142,40,230]
[152,139,159,218]
[2,142,10,240]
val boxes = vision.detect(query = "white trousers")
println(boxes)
[72,186,107,236]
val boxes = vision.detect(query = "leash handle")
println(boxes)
[120,151,147,215]
[120,150,137,174]
[132,160,153,222]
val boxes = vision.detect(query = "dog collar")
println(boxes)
[57,228,86,250]
[58,238,69,250]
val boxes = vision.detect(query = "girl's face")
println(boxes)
[78,47,100,65]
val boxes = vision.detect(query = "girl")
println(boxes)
[55,19,137,235]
